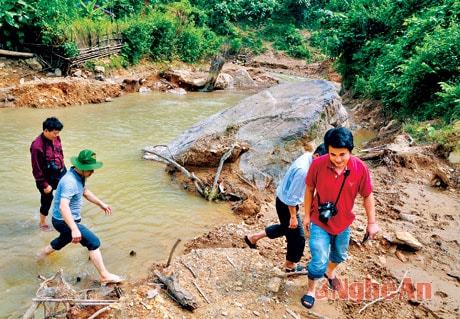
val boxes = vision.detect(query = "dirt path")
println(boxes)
[3,54,459,319]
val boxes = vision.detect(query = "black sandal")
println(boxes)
[301,294,315,308]
[244,235,257,249]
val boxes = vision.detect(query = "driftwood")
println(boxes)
[153,270,198,311]
[193,280,211,304]
[24,269,119,319]
[147,148,206,196]
[146,145,240,201]
[209,145,235,200]
[0,49,34,58]
[200,55,225,92]
[166,238,182,268]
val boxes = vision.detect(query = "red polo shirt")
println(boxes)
[306,154,373,235]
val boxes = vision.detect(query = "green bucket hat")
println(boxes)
[71,149,103,170]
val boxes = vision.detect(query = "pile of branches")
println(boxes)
[24,269,121,319]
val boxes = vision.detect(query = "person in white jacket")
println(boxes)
[244,143,327,273]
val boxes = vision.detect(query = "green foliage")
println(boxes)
[436,81,460,123]
[189,0,280,33]
[121,20,154,64]
[403,120,460,153]
[272,24,311,59]
[0,0,36,47]
[120,9,221,65]
[312,0,460,122]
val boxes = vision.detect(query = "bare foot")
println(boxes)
[36,246,55,258]
[39,224,52,232]
[100,274,126,284]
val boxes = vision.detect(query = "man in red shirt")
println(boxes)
[301,127,379,309]
[30,117,66,231]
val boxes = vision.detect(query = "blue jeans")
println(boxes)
[51,217,100,251]
[307,222,350,280]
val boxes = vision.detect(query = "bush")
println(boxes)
[314,0,460,122]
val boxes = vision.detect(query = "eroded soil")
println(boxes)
[3,53,459,319]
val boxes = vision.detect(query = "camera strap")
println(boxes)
[318,169,350,206]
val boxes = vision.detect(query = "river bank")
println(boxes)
[2,52,459,319]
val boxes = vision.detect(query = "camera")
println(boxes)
[46,161,59,173]
[318,202,338,224]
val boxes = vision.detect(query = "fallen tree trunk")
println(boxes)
[0,49,34,58]
[200,55,225,92]
[154,270,198,311]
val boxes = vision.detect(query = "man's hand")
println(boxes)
[289,215,298,229]
[302,215,311,231]
[71,228,82,244]
[100,203,112,215]
[367,223,380,239]
[43,185,53,194]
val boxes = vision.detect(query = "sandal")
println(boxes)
[324,273,341,290]
[301,294,315,309]
[285,264,308,275]
[244,235,257,249]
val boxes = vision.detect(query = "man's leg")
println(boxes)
[245,230,266,247]
[324,227,350,290]
[284,212,306,270]
[37,245,55,258]
[38,189,53,229]
[89,249,122,283]
[302,223,331,308]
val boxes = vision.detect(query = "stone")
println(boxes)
[144,79,347,189]
[395,231,423,251]
[267,277,282,293]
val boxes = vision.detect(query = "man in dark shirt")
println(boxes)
[30,117,66,231]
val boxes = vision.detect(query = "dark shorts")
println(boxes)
[50,217,100,251]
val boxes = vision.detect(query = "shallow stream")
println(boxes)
[0,90,253,318]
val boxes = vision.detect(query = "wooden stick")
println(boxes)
[87,306,110,319]
[209,145,235,200]
[32,298,117,304]
[23,301,39,319]
[166,239,182,268]
[236,173,255,189]
[226,255,236,268]
[181,259,197,278]
[193,280,211,304]
[358,270,409,314]
[146,149,206,197]
[154,270,198,310]
[304,310,330,319]
[0,49,34,58]
[285,307,300,319]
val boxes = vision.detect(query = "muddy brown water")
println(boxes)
[0,90,253,318]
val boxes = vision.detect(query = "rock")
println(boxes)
[395,249,407,262]
[267,277,282,293]
[395,231,423,251]
[25,58,43,72]
[95,65,105,73]
[72,69,83,77]
[139,86,152,93]
[215,73,234,89]
[400,213,417,223]
[233,69,256,87]
[384,231,423,251]
[144,79,348,189]
[167,88,187,95]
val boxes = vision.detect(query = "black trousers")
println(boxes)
[265,197,306,263]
